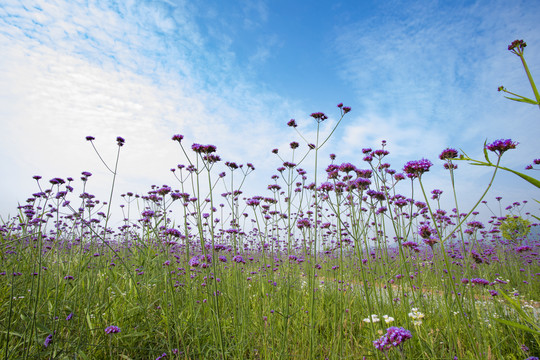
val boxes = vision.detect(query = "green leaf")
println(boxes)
[483,140,491,164]
[496,165,540,189]
[492,317,540,335]
[504,96,539,105]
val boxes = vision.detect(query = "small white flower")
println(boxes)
[408,308,425,325]
[363,314,380,323]
[383,315,394,323]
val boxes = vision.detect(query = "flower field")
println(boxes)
[1,101,539,360]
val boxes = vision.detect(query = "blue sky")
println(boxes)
[1,0,539,225]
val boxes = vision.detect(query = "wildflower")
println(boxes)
[290,141,299,149]
[508,39,526,55]
[408,308,425,325]
[105,325,121,334]
[116,136,125,146]
[310,112,328,122]
[383,315,394,323]
[287,119,297,127]
[49,178,65,185]
[403,159,433,179]
[373,327,412,352]
[418,225,433,239]
[471,278,490,286]
[44,334,53,347]
[85,136,95,141]
[172,134,184,142]
[363,314,380,323]
[486,139,518,156]
[439,148,458,160]
[66,313,73,321]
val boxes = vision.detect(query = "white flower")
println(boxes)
[408,308,425,325]
[363,314,380,323]
[383,315,394,323]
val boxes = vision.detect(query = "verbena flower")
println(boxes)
[485,139,518,156]
[310,112,328,122]
[403,159,433,179]
[439,148,458,160]
[373,326,412,352]
[105,325,121,334]
[44,334,53,347]
[172,134,184,142]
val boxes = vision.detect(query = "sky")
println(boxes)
[1,0,539,228]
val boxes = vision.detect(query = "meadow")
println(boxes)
[1,40,540,360]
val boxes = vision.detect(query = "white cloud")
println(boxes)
[0,0,302,224]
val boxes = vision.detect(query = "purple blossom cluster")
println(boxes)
[373,326,412,352]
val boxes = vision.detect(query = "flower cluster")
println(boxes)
[105,325,121,334]
[408,308,425,326]
[363,314,380,323]
[403,159,433,179]
[508,39,526,55]
[373,327,412,352]
[486,139,518,156]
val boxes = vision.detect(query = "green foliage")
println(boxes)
[499,216,531,243]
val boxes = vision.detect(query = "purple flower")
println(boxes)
[105,325,121,334]
[66,312,73,321]
[471,278,490,286]
[287,119,297,128]
[310,112,328,122]
[418,225,433,239]
[85,136,95,141]
[49,178,65,185]
[486,139,518,156]
[172,134,184,142]
[232,255,245,264]
[508,39,526,54]
[403,159,433,179]
[44,334,53,347]
[439,148,458,160]
[373,327,412,352]
[116,136,125,146]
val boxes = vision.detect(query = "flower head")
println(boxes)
[439,148,458,160]
[310,112,328,122]
[508,39,526,55]
[486,139,518,156]
[403,159,433,179]
[105,325,121,334]
[116,136,125,146]
[373,327,412,352]
[287,119,297,128]
[44,334,53,347]
[172,134,184,142]
[408,307,425,325]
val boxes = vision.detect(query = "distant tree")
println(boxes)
[499,216,531,244]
